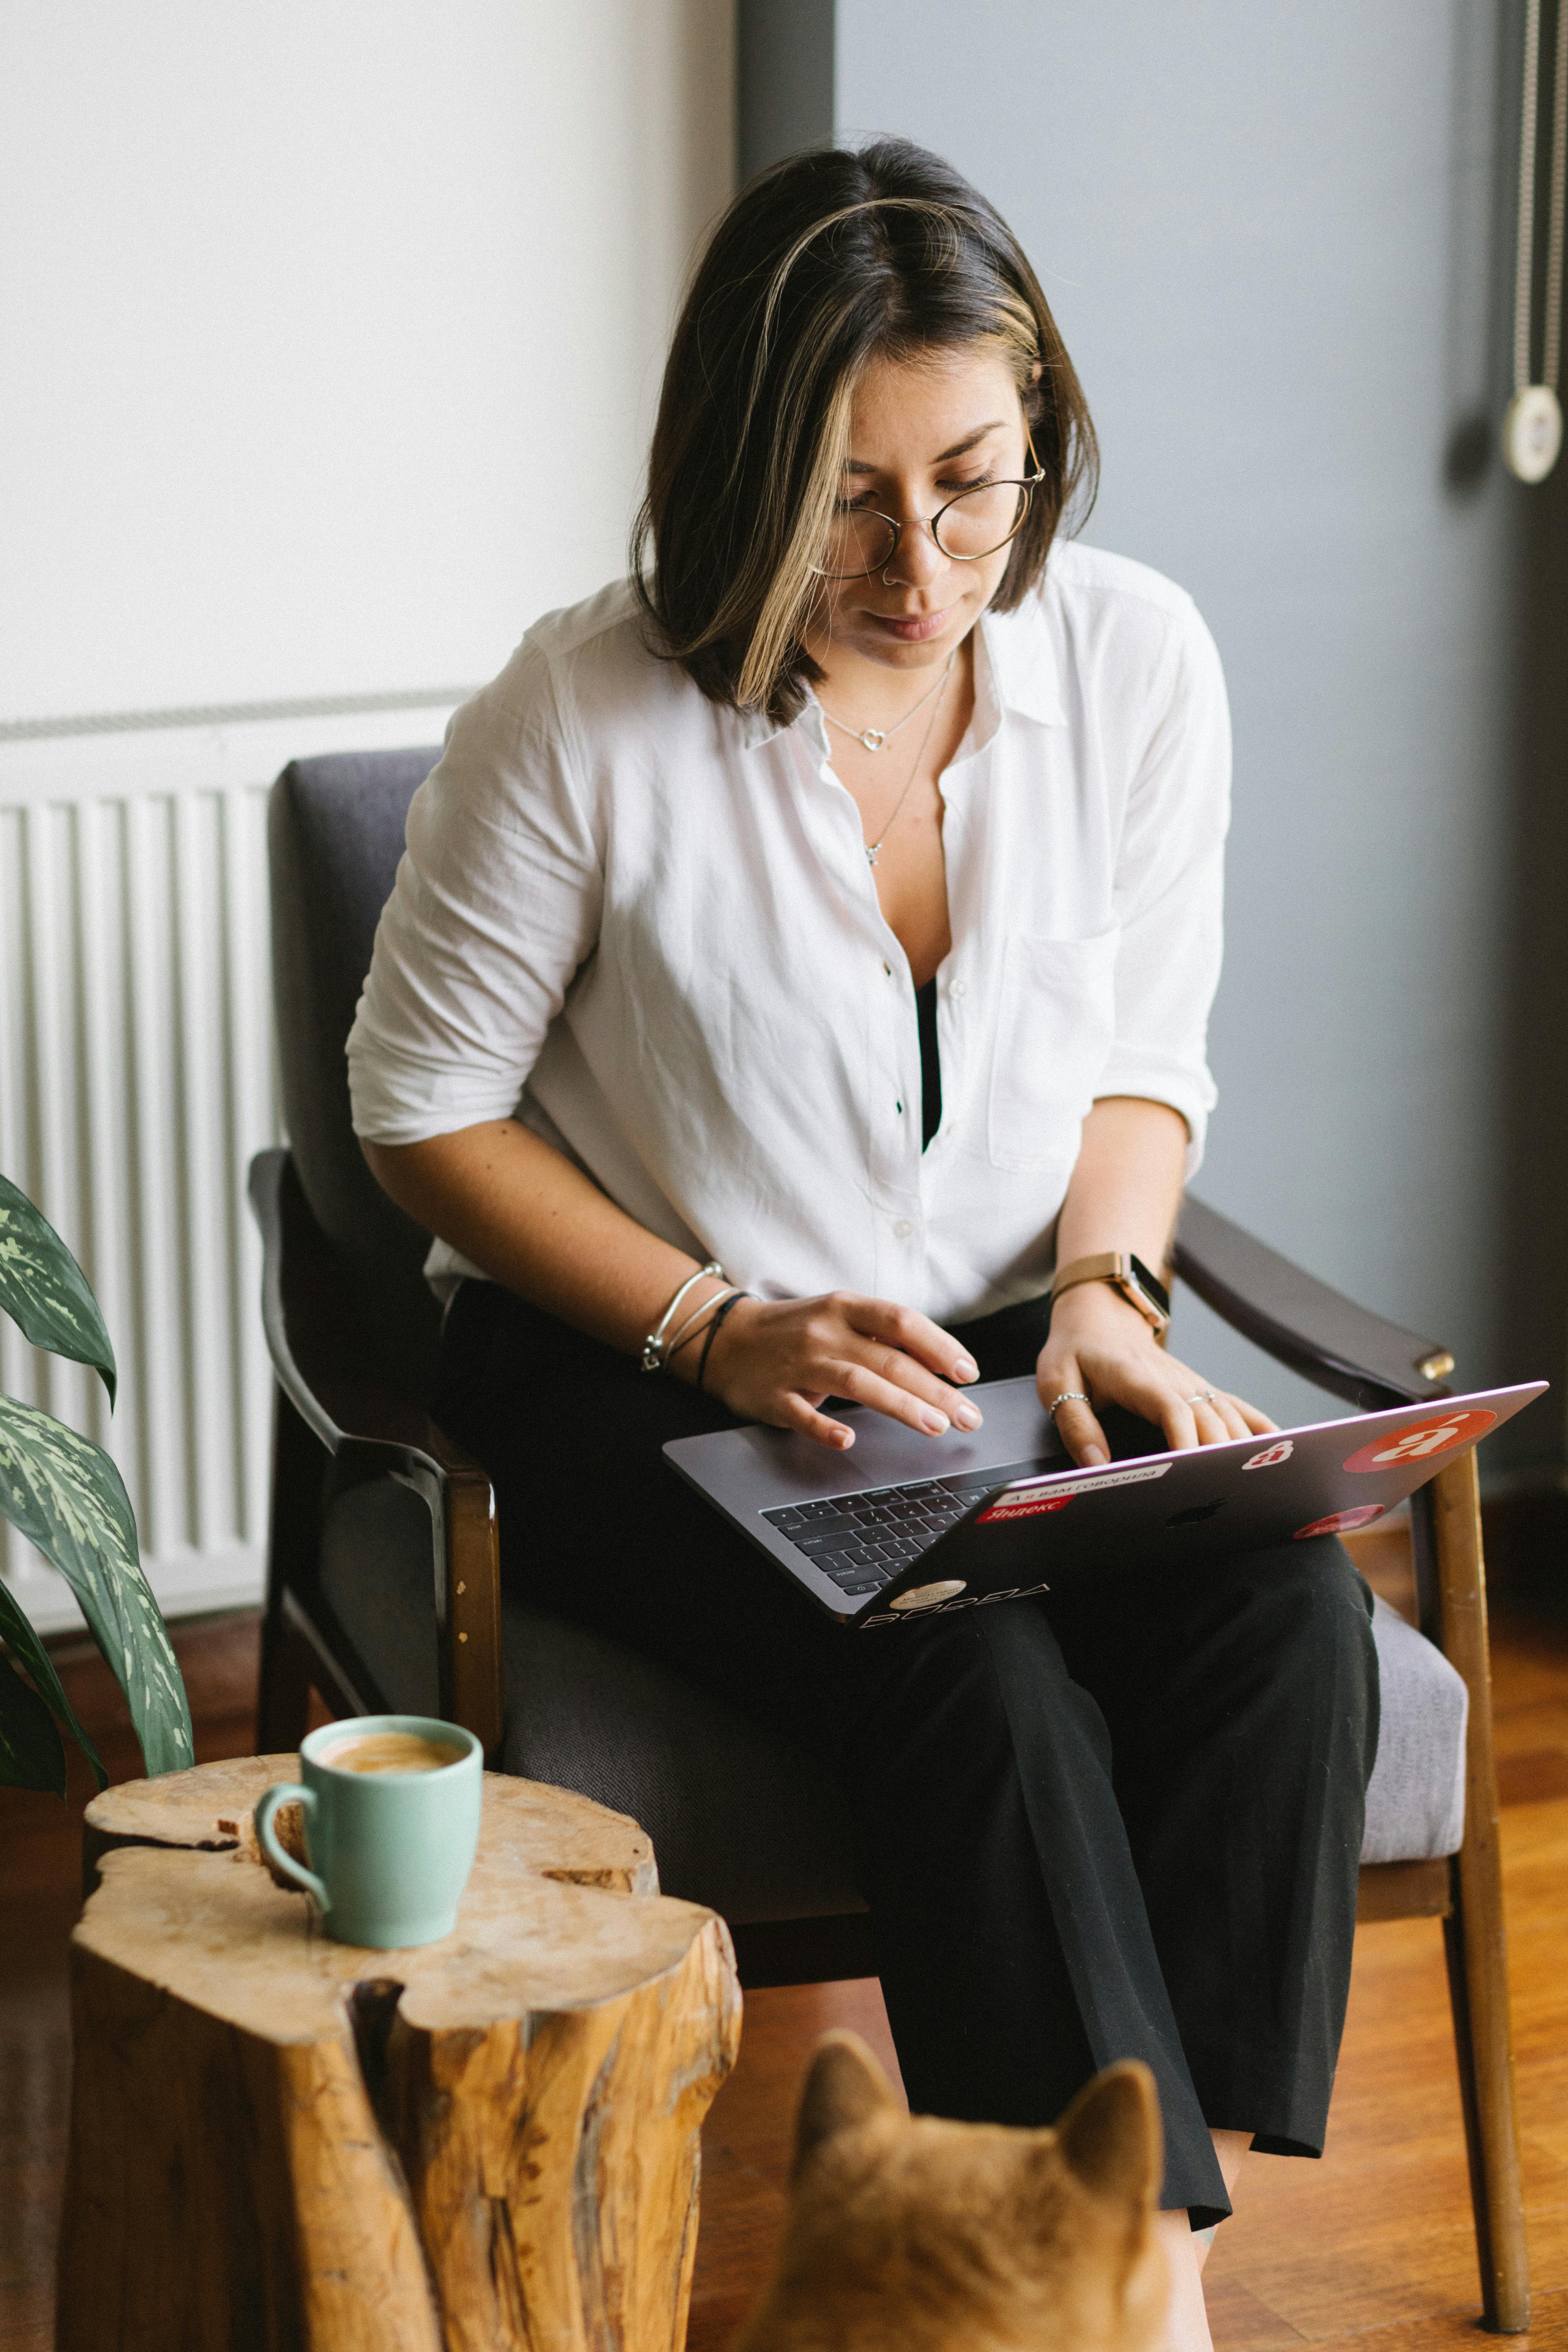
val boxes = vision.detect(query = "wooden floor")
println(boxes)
[3,1519,1565,2350]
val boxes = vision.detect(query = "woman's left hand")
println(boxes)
[1037,1281,1277,1467]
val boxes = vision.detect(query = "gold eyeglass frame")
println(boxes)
[813,428,1046,581]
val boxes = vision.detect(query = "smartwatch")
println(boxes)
[1048,1250,1171,1335]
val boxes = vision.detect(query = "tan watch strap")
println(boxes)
[1048,1250,1170,1333]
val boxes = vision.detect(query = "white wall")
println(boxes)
[0,1,736,723]
[0,4,737,1631]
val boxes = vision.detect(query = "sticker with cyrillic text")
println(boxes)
[976,1460,1171,1524]
[1243,1440,1294,1470]
[1342,1410,1496,1475]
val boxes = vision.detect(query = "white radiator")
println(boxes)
[0,698,459,1635]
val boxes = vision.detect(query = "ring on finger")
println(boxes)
[1047,1390,1090,1417]
[1184,1390,1218,1406]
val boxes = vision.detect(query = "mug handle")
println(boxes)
[255,1783,328,1911]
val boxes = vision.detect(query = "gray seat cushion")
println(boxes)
[1362,1592,1468,1863]
[319,1480,1468,1927]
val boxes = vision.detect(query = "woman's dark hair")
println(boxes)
[632,138,1097,722]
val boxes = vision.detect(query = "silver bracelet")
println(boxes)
[641,1262,724,1372]
[666,1283,741,1362]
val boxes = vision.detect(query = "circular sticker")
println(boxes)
[890,1579,969,1612]
[1294,1505,1386,1541]
[1342,1410,1496,1476]
[1243,1440,1294,1471]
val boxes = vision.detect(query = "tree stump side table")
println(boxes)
[58,1756,741,2352]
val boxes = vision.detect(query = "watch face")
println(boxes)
[1128,1254,1172,1319]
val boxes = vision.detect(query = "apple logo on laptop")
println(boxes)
[1166,1502,1226,1527]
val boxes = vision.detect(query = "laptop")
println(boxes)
[664,1378,1546,1628]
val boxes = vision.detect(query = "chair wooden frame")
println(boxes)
[251,1150,1529,2332]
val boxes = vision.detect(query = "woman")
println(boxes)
[349,140,1377,2349]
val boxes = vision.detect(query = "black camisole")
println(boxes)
[915,977,942,1150]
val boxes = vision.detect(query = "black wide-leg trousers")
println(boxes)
[434,1281,1380,2230]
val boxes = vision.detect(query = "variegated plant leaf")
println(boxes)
[0,1174,116,1404]
[0,1643,67,1796]
[0,1396,192,1775]
[0,1578,106,1789]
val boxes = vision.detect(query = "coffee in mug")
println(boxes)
[321,1731,465,1776]
[254,1714,482,1948]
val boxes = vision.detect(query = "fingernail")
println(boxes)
[922,1409,950,1435]
[833,1427,854,1448]
[953,1356,980,1383]
[1082,1445,1108,1465]
[954,1402,983,1431]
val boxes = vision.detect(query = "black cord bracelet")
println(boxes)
[697,1289,753,1394]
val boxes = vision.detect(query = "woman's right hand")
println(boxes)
[694,1291,984,1450]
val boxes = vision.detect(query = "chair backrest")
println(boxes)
[269,748,444,1404]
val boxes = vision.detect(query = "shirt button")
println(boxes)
[893,1217,915,1239]
[949,978,967,998]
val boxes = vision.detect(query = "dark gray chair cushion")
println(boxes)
[317,1478,862,1923]
[269,750,444,1403]
[318,1477,1469,1926]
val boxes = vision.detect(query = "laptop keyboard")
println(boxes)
[762,1458,1055,1599]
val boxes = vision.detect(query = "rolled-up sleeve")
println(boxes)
[1096,604,1230,1175]
[346,657,603,1145]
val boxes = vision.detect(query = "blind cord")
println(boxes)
[1504,0,1567,479]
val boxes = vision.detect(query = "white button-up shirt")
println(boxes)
[347,540,1230,1322]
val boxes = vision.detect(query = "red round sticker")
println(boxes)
[1294,1505,1386,1541]
[1342,1410,1496,1476]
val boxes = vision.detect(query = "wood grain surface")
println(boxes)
[4,1506,1567,2352]
[56,1760,739,2352]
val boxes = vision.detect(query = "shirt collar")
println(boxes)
[978,595,1066,727]
[736,589,1065,751]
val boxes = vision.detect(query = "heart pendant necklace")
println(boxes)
[860,653,956,867]
[818,647,956,755]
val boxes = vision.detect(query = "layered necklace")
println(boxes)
[818,648,957,867]
[818,648,956,754]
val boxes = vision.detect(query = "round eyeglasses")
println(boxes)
[814,463,1045,581]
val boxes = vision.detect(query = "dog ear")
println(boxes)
[792,2031,897,2177]
[1055,2062,1163,2208]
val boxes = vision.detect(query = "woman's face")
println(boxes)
[808,344,1031,678]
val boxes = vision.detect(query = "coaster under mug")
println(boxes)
[255,1714,483,1948]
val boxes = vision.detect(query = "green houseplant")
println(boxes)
[0,1171,193,1793]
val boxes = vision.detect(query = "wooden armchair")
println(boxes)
[251,747,1529,2334]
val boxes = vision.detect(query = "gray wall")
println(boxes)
[743,0,1568,1478]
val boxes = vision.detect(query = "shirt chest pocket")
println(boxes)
[987,926,1120,1173]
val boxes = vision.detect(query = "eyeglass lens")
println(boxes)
[822,481,1031,579]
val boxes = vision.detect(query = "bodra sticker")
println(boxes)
[1243,1440,1294,1471]
[1295,1506,1386,1541]
[1342,1409,1496,1476]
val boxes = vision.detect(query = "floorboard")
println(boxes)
[3,1514,1565,2349]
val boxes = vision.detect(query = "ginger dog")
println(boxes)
[733,2034,1167,2352]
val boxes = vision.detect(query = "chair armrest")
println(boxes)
[248,1148,504,1753]
[1172,1195,1456,1412]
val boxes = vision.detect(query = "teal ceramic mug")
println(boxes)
[255,1715,483,1948]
